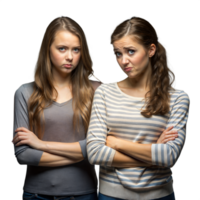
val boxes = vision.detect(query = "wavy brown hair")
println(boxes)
[28,17,94,138]
[111,17,175,117]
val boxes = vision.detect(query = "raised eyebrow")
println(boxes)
[113,46,134,51]
[114,48,120,51]
[57,45,81,48]
[123,46,135,50]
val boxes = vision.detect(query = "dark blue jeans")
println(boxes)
[98,192,175,200]
[23,191,98,200]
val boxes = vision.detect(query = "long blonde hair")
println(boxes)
[28,17,94,138]
[111,17,175,117]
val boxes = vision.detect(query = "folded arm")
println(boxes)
[40,140,85,160]
[111,151,151,168]
[151,91,189,167]
[106,91,190,168]
[107,137,152,164]
[39,151,82,167]
[106,126,177,164]
[13,85,82,167]
[87,87,189,168]
[13,127,85,161]
[87,86,151,168]
[13,82,103,163]
[17,148,80,167]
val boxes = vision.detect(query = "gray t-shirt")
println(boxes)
[13,81,101,196]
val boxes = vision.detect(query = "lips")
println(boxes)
[124,67,132,72]
[64,64,72,69]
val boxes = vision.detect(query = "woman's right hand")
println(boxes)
[157,126,178,144]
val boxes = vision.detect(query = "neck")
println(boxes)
[52,68,72,88]
[127,63,152,92]
[126,77,149,91]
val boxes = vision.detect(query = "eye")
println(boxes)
[128,49,135,55]
[115,52,122,57]
[58,47,65,52]
[73,48,80,53]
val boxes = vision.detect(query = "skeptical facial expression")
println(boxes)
[50,30,81,75]
[113,35,152,79]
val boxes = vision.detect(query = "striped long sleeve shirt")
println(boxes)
[87,82,189,200]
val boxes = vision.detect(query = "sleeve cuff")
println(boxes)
[79,139,87,160]
[16,148,43,166]
[106,148,116,167]
[151,144,159,165]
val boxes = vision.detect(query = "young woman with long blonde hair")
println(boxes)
[87,17,189,200]
[13,16,100,200]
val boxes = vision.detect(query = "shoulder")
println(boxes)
[94,82,118,95]
[169,89,190,110]
[90,80,102,91]
[169,89,189,102]
[14,82,35,101]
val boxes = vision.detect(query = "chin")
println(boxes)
[129,73,145,82]
[127,72,139,79]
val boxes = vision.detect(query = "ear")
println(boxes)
[148,44,156,57]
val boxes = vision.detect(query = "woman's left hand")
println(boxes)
[106,134,121,150]
[12,127,44,150]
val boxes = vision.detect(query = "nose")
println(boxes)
[65,50,73,61]
[121,55,129,65]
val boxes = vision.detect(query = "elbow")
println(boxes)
[166,146,180,168]
[87,151,97,165]
[168,152,179,168]
[88,159,95,165]
[154,158,176,168]
[87,141,112,166]
[158,153,178,168]
[87,148,100,165]
[152,143,180,168]
[163,152,179,168]
[161,161,177,168]
[87,144,95,165]
[164,161,175,168]
[15,148,42,166]
[16,154,27,165]
[14,147,31,165]
[88,157,98,165]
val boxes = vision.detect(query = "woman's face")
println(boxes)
[113,35,154,79]
[50,30,81,76]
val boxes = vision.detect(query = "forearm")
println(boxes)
[114,139,152,164]
[39,152,82,167]
[111,151,151,168]
[39,141,84,160]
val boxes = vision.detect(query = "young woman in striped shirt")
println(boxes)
[87,17,189,200]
